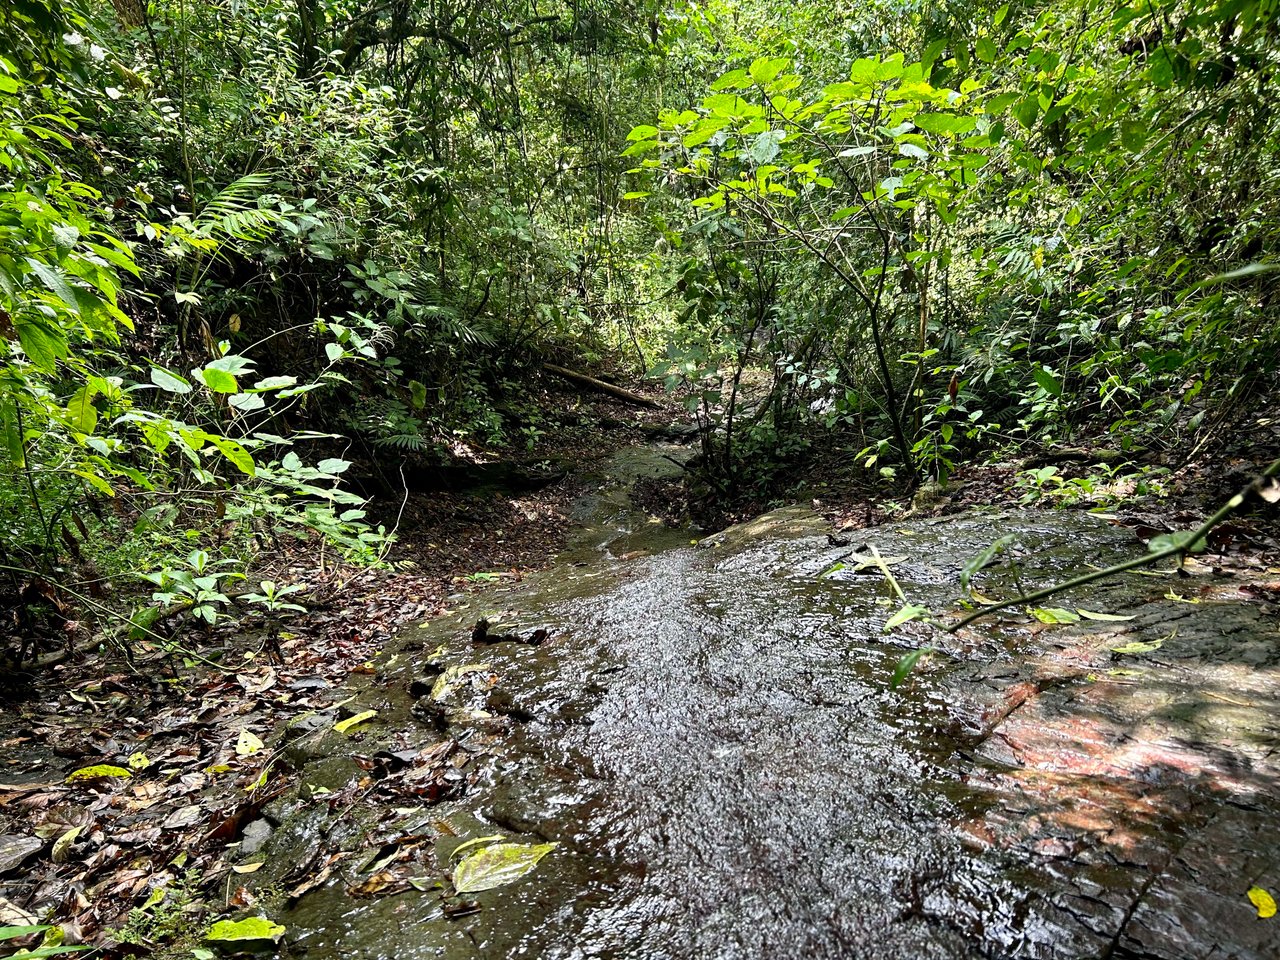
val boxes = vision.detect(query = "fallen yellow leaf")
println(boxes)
[1248,886,1276,919]
[334,709,377,733]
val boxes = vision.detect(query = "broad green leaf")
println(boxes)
[27,260,80,313]
[748,56,788,84]
[913,113,976,135]
[710,70,751,92]
[150,367,193,394]
[452,842,557,893]
[252,375,297,391]
[1120,119,1147,152]
[66,764,131,783]
[206,354,254,374]
[16,319,68,371]
[205,917,286,943]
[626,124,659,141]
[209,437,255,476]
[65,388,98,434]
[1032,366,1063,397]
[1013,96,1039,130]
[196,366,239,394]
[334,709,377,733]
[73,470,115,497]
[229,392,266,412]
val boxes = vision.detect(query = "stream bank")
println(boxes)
[259,445,1280,960]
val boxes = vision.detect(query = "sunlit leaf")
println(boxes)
[1030,607,1080,624]
[452,842,557,893]
[150,367,193,394]
[334,709,377,733]
[65,764,131,783]
[204,917,286,943]
[1076,609,1136,622]
[235,729,264,756]
[883,604,929,631]
[1248,886,1277,919]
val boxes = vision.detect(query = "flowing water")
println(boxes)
[275,447,1280,960]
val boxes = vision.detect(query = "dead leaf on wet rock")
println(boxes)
[451,840,557,893]
[0,834,42,873]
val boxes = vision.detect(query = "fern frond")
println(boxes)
[194,174,282,248]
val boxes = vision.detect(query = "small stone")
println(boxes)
[239,818,273,856]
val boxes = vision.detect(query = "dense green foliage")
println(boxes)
[0,0,1276,660]
[631,0,1279,491]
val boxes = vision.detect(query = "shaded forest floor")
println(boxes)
[1,373,1277,951]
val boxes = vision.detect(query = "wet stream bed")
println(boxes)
[261,447,1280,959]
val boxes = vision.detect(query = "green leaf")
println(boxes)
[316,457,351,475]
[913,113,977,135]
[1030,607,1080,624]
[626,124,659,141]
[889,647,933,689]
[1032,366,1063,397]
[960,534,1017,591]
[208,437,256,476]
[748,56,789,84]
[883,604,929,631]
[204,918,286,943]
[1109,637,1165,655]
[151,367,193,394]
[196,366,239,394]
[1076,609,1137,622]
[1013,96,1039,130]
[251,375,297,391]
[65,388,98,434]
[27,260,81,313]
[65,764,131,783]
[0,926,50,942]
[1193,263,1280,288]
[1120,119,1147,152]
[73,470,115,497]
[452,842,557,893]
[1147,531,1207,554]
[16,319,68,371]
[709,69,751,91]
[229,392,266,412]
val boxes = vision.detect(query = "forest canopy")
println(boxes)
[0,0,1276,651]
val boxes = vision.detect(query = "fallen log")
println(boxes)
[542,362,662,409]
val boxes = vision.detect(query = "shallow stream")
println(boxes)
[273,446,1280,960]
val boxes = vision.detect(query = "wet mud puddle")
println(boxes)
[270,448,1280,960]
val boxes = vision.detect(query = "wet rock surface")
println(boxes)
[274,455,1280,960]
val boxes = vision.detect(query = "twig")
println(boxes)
[944,455,1280,633]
